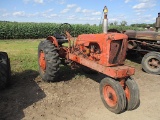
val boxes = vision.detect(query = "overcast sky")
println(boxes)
[0,0,159,25]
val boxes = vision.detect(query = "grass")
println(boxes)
[0,39,43,74]
[0,39,75,75]
[0,39,85,82]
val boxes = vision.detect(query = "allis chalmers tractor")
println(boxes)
[125,13,160,75]
[38,7,140,114]
[0,52,11,89]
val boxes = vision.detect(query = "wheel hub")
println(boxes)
[148,58,160,69]
[39,51,46,71]
[103,85,117,107]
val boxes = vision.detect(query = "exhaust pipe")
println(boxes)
[103,6,108,34]
[156,13,160,32]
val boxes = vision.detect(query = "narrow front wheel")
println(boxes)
[124,77,140,110]
[100,77,126,114]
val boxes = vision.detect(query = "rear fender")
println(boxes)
[47,36,59,48]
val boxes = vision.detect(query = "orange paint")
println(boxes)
[68,53,135,78]
[75,33,128,67]
[47,36,59,48]
[39,51,46,71]
[124,86,131,101]
[103,85,118,107]
[46,31,134,80]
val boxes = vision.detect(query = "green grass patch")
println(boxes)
[0,39,43,73]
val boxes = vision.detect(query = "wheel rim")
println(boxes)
[103,85,117,107]
[124,86,131,101]
[148,58,160,70]
[39,51,46,72]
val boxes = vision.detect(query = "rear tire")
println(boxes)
[141,52,160,75]
[38,40,60,82]
[124,77,140,110]
[100,77,126,114]
[0,52,11,89]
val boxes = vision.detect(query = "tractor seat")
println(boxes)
[54,33,68,45]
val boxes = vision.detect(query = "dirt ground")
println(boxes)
[0,61,160,120]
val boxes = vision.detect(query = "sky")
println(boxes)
[0,0,159,25]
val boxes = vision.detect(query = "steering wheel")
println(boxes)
[59,23,72,35]
[54,23,72,41]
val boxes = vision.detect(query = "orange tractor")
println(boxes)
[38,7,140,114]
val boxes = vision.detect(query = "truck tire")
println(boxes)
[141,52,160,75]
[125,77,140,110]
[0,52,11,89]
[38,40,61,82]
[100,77,126,114]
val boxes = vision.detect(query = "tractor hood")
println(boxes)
[125,30,160,41]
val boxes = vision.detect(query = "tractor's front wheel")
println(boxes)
[100,77,126,114]
[38,40,61,82]
[124,77,140,110]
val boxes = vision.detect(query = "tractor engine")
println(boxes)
[73,33,128,67]
[73,42,101,61]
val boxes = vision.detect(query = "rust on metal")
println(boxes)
[124,85,131,101]
[103,85,117,107]
[69,53,135,78]
[148,58,160,69]
[74,33,128,67]
[128,40,137,49]
[156,12,160,29]
[119,78,125,88]
[125,30,160,41]
[109,40,127,64]
[47,36,59,48]
[58,47,68,58]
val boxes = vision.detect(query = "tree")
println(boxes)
[120,21,127,26]
[113,21,118,25]
[109,22,114,26]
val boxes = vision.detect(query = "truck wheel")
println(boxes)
[100,77,126,114]
[142,52,160,75]
[0,52,11,89]
[38,40,61,82]
[124,77,140,110]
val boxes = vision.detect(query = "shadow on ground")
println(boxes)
[126,51,143,64]
[0,70,46,120]
[58,65,106,83]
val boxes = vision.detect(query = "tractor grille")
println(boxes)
[109,40,126,65]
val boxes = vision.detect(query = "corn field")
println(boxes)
[0,21,141,39]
